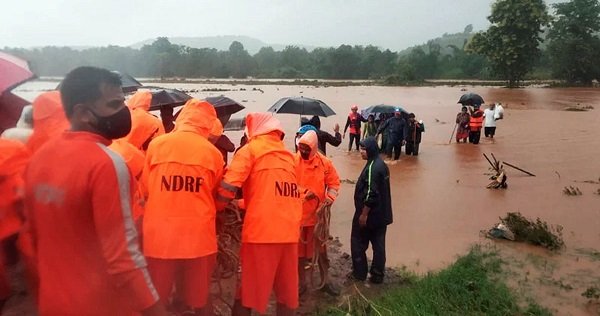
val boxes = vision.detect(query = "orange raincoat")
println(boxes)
[295,130,340,227]
[124,91,165,150]
[26,91,69,153]
[142,99,224,259]
[0,139,29,241]
[217,113,302,243]
[1,139,30,301]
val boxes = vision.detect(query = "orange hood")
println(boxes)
[210,117,224,138]
[127,91,152,111]
[124,109,164,150]
[245,112,284,140]
[298,130,318,159]
[27,91,70,153]
[174,99,216,137]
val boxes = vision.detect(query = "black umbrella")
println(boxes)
[148,88,192,111]
[205,96,245,118]
[56,70,142,93]
[224,117,246,132]
[267,96,335,117]
[361,104,408,117]
[458,93,485,106]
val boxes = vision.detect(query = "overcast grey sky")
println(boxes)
[1,0,562,51]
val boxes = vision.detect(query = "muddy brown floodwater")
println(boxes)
[8,81,600,315]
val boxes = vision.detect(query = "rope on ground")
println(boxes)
[312,202,331,289]
[212,203,243,314]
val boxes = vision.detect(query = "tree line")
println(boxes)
[3,0,599,86]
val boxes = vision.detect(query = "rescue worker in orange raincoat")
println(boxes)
[125,90,165,151]
[142,99,224,315]
[0,139,29,310]
[294,129,340,296]
[216,112,302,316]
[26,90,70,153]
[19,91,70,304]
[23,67,166,316]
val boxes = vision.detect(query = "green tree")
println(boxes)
[547,0,600,84]
[330,45,360,79]
[468,0,550,87]
[279,46,310,77]
[226,41,255,78]
[253,47,280,77]
[140,37,182,78]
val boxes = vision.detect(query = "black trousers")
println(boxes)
[350,223,387,281]
[348,133,360,151]
[386,135,402,160]
[469,130,481,144]
[484,127,496,138]
[405,142,420,155]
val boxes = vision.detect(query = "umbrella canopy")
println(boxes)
[458,93,485,106]
[115,71,143,93]
[267,96,335,117]
[224,117,246,132]
[361,104,408,119]
[0,92,30,134]
[205,96,245,118]
[173,96,245,126]
[0,52,35,94]
[56,70,142,93]
[147,88,192,111]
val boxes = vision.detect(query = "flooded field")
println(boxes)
[10,81,600,315]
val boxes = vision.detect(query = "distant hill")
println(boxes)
[398,25,475,56]
[129,35,317,54]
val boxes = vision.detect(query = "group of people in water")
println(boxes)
[455,103,504,144]
[0,66,396,316]
[306,104,426,162]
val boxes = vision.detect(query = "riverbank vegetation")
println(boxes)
[317,247,552,316]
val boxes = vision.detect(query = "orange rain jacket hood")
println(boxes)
[127,90,152,111]
[209,117,224,140]
[244,112,284,140]
[217,113,302,243]
[295,131,340,226]
[173,99,216,138]
[142,98,223,259]
[26,91,69,153]
[124,91,164,150]
[297,130,318,160]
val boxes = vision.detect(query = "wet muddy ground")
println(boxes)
[5,81,600,315]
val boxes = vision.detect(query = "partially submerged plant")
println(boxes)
[582,286,600,300]
[563,186,582,196]
[564,105,594,111]
[499,212,565,251]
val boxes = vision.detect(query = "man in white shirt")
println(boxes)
[483,103,498,138]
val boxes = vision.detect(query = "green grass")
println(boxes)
[319,247,551,316]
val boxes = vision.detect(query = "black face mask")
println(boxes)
[89,106,132,140]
